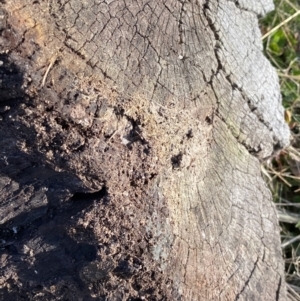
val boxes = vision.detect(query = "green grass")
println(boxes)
[260,0,300,299]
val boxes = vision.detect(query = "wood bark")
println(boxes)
[0,0,290,300]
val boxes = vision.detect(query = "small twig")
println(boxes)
[41,54,58,87]
[282,234,300,249]
[287,288,300,301]
[261,164,273,183]
[268,167,292,187]
[278,72,300,81]
[277,210,300,224]
[276,202,300,208]
[262,9,300,40]
[108,129,119,142]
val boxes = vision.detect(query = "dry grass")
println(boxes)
[260,0,300,298]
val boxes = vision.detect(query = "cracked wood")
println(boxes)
[0,0,288,300]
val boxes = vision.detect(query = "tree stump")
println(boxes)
[0,0,289,300]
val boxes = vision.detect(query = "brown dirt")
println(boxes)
[0,7,176,301]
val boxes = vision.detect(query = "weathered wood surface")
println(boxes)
[0,0,289,300]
